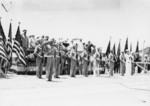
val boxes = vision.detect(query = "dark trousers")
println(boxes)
[70,59,77,77]
[109,62,114,76]
[46,57,55,81]
[82,59,88,77]
[36,57,43,78]
[54,57,61,78]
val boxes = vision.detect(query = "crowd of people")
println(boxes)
[1,29,150,80]
[15,29,149,81]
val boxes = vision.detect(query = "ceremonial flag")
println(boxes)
[130,42,132,52]
[105,39,111,57]
[0,18,9,71]
[13,24,26,67]
[112,43,116,56]
[0,18,6,44]
[124,37,128,52]
[117,40,121,57]
[136,41,139,53]
[6,22,12,66]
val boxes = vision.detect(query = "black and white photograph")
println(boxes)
[0,0,150,106]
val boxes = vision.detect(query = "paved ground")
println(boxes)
[0,73,150,106]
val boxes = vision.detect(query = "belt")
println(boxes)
[44,55,54,57]
[56,55,60,58]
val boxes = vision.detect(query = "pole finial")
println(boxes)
[18,22,21,25]
[10,19,12,22]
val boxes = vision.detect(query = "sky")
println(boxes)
[0,0,150,52]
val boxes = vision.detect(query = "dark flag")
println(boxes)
[124,37,128,52]
[0,18,6,44]
[130,42,132,52]
[13,24,26,67]
[136,41,139,53]
[6,21,12,67]
[105,39,111,57]
[117,40,121,57]
[112,43,116,56]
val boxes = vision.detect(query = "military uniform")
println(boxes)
[45,46,56,81]
[120,53,126,76]
[69,48,77,77]
[54,47,61,78]
[93,51,100,77]
[125,53,132,76]
[34,44,43,78]
[108,52,114,76]
[81,50,89,77]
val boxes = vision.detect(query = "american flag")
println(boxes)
[6,22,12,67]
[0,18,9,70]
[13,24,26,67]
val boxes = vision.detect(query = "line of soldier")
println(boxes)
[30,37,107,81]
[27,36,150,81]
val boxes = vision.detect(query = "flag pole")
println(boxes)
[142,40,145,62]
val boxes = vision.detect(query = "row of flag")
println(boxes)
[105,37,139,58]
[0,18,26,73]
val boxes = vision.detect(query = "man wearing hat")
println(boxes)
[34,39,43,78]
[69,45,77,77]
[108,50,115,77]
[43,39,56,81]
[125,49,132,76]
[120,52,126,76]
[29,35,37,49]
[93,47,101,77]
[21,29,29,55]
[81,45,89,77]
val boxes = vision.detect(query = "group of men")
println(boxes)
[31,35,150,81]
[31,37,104,81]
[1,29,149,80]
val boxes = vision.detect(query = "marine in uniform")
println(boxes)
[93,47,101,77]
[120,52,126,76]
[81,45,89,77]
[43,39,56,81]
[34,39,43,78]
[108,51,114,77]
[54,44,61,78]
[69,45,77,77]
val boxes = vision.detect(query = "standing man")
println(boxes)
[93,47,101,77]
[81,45,89,77]
[108,51,114,77]
[69,45,77,77]
[21,29,29,55]
[120,52,126,76]
[125,50,132,76]
[77,39,84,75]
[43,39,56,81]
[54,43,61,78]
[34,39,43,78]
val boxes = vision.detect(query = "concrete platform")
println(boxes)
[0,73,150,106]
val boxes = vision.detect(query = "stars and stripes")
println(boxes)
[0,18,9,72]
[0,42,8,64]
[6,22,13,66]
[13,24,26,67]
